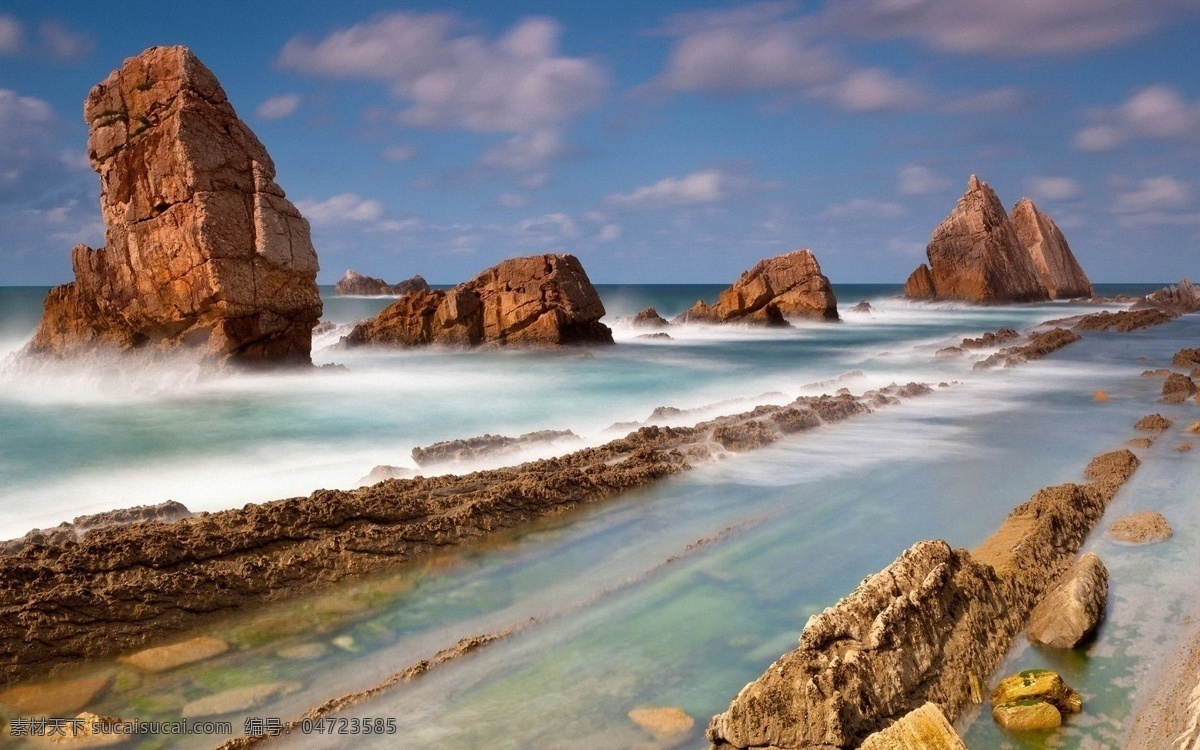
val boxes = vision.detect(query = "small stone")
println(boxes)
[1107,510,1173,544]
[1135,414,1173,431]
[1128,437,1155,448]
[276,643,328,661]
[42,712,126,746]
[992,700,1063,731]
[990,670,1082,714]
[0,674,112,714]
[331,635,357,652]
[181,681,302,719]
[1187,419,1200,434]
[1178,442,1193,452]
[118,636,229,673]
[628,706,695,741]
[1093,390,1109,402]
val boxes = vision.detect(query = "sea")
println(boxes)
[1,283,1198,749]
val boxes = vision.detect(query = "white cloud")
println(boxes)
[0,88,76,203]
[598,223,622,241]
[295,193,385,225]
[825,0,1199,56]
[1074,85,1200,151]
[1025,176,1081,201]
[821,198,905,219]
[279,13,607,134]
[1113,176,1190,214]
[0,14,22,54]
[647,4,926,113]
[256,94,301,120]
[38,20,94,62]
[940,87,1024,114]
[603,168,780,210]
[514,212,578,245]
[381,144,418,163]
[478,129,566,180]
[897,165,949,196]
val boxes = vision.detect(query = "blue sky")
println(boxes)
[1,0,1198,285]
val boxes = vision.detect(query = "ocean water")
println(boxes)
[0,283,1195,750]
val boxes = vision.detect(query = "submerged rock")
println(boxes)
[335,270,428,297]
[118,635,228,672]
[628,706,695,742]
[411,429,579,466]
[636,332,673,340]
[859,702,966,750]
[345,254,612,347]
[181,681,302,718]
[27,46,321,366]
[0,674,111,714]
[1028,552,1108,648]
[1010,198,1093,299]
[677,250,838,324]
[904,176,1052,303]
[1107,510,1173,544]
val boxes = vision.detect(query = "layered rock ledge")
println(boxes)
[677,250,838,324]
[27,46,321,366]
[706,449,1139,749]
[344,254,612,347]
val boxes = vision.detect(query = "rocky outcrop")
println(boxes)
[973,328,1081,369]
[677,250,838,324]
[905,176,1094,303]
[631,307,670,328]
[0,500,192,555]
[1074,308,1179,332]
[1107,510,1173,544]
[1162,373,1197,403]
[1172,348,1200,369]
[707,449,1139,749]
[26,46,321,366]
[1135,414,1172,431]
[411,429,579,466]
[345,254,612,347]
[1144,278,1199,313]
[961,328,1018,349]
[1010,199,1093,299]
[1027,552,1107,648]
[334,270,428,297]
[904,176,1050,303]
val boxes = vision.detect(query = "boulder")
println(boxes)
[992,700,1062,731]
[1107,510,1173,544]
[990,670,1082,714]
[904,176,1052,303]
[345,254,612,347]
[859,703,967,749]
[1172,347,1200,369]
[1028,552,1108,648]
[676,250,838,324]
[1162,373,1197,403]
[27,46,321,366]
[334,270,428,296]
[631,307,671,328]
[1010,198,1093,299]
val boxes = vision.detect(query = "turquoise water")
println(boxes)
[0,284,1194,750]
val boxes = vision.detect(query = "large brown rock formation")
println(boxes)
[905,176,1090,303]
[27,46,321,366]
[345,254,612,347]
[677,250,839,324]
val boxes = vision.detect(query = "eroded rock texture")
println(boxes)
[334,270,428,297]
[28,46,321,366]
[345,254,612,347]
[905,176,1092,303]
[677,250,838,324]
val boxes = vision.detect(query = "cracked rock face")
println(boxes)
[1010,198,1093,299]
[28,46,321,366]
[345,253,613,347]
[677,250,839,324]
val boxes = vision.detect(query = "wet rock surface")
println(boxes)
[26,46,321,367]
[1107,510,1173,544]
[973,328,1081,369]
[345,254,612,348]
[117,636,229,673]
[1027,552,1108,648]
[677,250,838,324]
[859,702,966,749]
[1074,308,1179,332]
[707,449,1138,749]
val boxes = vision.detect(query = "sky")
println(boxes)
[1,0,1199,286]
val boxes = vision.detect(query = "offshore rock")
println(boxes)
[1027,552,1108,648]
[904,176,1050,303]
[1010,199,1093,298]
[334,270,428,297]
[677,250,838,324]
[1161,372,1197,403]
[1074,308,1178,332]
[1107,510,1173,544]
[631,307,671,328]
[345,254,612,347]
[1145,278,1199,313]
[27,46,321,366]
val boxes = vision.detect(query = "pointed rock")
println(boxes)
[1010,198,1093,299]
[905,176,1051,303]
[27,46,321,366]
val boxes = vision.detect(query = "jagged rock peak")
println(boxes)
[28,46,321,366]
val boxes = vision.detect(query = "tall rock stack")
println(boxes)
[1010,198,1093,299]
[905,176,1091,303]
[28,46,322,366]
